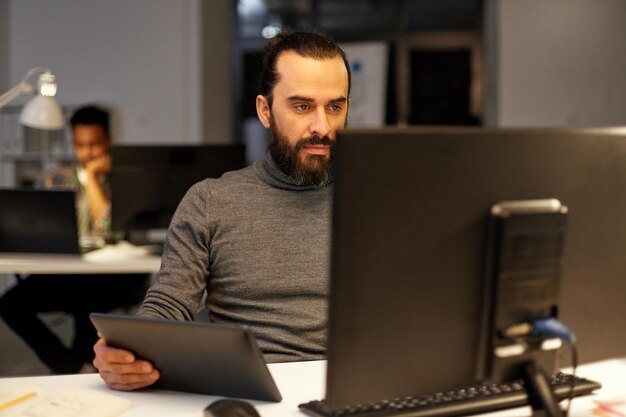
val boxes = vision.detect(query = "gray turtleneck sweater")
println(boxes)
[137,152,332,363]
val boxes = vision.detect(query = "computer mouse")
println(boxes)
[203,399,261,417]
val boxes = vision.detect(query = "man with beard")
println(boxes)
[93,29,351,391]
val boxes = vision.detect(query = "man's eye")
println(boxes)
[295,104,310,111]
[329,104,342,112]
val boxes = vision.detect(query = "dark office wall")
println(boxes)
[201,1,234,144]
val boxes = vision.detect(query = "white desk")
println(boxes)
[0,358,623,417]
[0,242,161,275]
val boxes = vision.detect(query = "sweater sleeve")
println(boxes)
[137,181,212,321]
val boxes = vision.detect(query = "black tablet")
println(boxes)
[89,313,282,402]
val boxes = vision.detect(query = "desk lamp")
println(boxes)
[0,66,64,130]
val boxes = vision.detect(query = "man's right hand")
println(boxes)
[93,338,160,391]
[85,154,112,177]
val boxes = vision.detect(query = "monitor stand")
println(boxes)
[522,361,564,417]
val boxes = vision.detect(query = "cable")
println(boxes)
[532,318,578,417]
[533,317,576,344]
[564,342,578,417]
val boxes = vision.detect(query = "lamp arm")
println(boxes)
[0,82,34,109]
[21,66,53,84]
[0,67,53,109]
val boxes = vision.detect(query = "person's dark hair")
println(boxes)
[69,105,110,138]
[258,29,351,108]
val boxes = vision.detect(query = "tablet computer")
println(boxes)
[89,313,282,402]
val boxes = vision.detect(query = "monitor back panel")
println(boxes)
[110,144,246,233]
[326,127,626,407]
[0,188,80,254]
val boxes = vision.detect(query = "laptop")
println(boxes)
[89,313,282,402]
[0,188,82,254]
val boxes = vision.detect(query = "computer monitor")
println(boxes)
[325,127,626,408]
[110,144,245,244]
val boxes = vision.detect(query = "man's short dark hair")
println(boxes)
[258,29,351,108]
[70,105,110,138]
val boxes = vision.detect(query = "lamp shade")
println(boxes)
[19,95,64,130]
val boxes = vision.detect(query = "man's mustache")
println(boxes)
[295,135,334,151]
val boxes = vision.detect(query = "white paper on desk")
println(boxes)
[0,387,36,410]
[83,241,155,263]
[592,396,626,416]
[1,388,132,417]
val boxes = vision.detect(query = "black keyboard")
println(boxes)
[299,372,601,417]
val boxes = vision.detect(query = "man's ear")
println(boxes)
[256,95,271,129]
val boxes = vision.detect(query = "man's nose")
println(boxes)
[310,108,332,138]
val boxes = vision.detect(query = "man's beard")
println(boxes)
[268,115,334,188]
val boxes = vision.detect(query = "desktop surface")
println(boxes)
[0,242,161,275]
[0,359,623,417]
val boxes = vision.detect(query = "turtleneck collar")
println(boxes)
[253,149,332,191]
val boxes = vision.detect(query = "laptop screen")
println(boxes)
[0,188,81,254]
